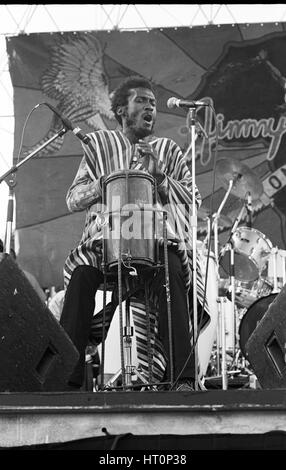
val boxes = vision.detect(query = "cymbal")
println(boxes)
[216,158,263,200]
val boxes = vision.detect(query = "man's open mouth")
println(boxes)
[143,114,153,123]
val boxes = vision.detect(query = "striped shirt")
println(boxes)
[63,130,209,381]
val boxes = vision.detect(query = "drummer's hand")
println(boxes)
[136,140,164,184]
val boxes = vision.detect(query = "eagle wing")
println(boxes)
[23,32,114,157]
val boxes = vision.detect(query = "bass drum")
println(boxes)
[239,293,277,358]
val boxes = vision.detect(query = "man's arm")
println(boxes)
[172,142,202,209]
[66,156,103,212]
[155,138,202,209]
[136,138,202,207]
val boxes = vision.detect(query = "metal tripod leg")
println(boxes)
[105,215,154,391]
[104,207,172,391]
[104,292,152,390]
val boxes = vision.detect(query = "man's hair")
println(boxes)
[111,75,156,125]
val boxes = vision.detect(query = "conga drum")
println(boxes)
[102,170,157,272]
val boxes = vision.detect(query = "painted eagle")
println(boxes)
[23,32,114,156]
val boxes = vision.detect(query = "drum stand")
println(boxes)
[101,208,172,391]
[104,295,151,390]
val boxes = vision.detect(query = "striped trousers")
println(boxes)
[60,248,197,387]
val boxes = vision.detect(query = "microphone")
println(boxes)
[167,97,209,109]
[44,102,91,144]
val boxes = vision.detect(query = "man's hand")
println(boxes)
[136,140,164,184]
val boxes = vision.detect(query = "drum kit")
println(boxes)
[199,157,286,389]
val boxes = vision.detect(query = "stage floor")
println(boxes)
[1,388,286,450]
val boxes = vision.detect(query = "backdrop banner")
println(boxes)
[6,24,286,287]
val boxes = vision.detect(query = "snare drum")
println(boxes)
[102,170,156,271]
[220,227,272,282]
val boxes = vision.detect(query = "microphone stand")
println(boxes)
[187,106,201,391]
[0,127,68,254]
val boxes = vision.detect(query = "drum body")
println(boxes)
[102,170,156,271]
[239,293,277,358]
[220,226,272,282]
[234,277,273,309]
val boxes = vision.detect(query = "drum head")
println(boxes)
[239,293,277,358]
[220,251,259,281]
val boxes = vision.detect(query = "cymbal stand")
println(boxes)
[229,240,236,356]
[219,201,247,373]
[245,192,253,228]
[212,179,234,267]
[270,246,279,292]
[211,180,233,384]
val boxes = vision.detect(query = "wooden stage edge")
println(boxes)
[0,389,286,448]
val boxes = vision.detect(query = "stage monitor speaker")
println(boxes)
[0,254,79,392]
[245,283,286,389]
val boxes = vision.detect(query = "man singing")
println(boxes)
[60,75,209,391]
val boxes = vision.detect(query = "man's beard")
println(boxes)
[126,113,155,138]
